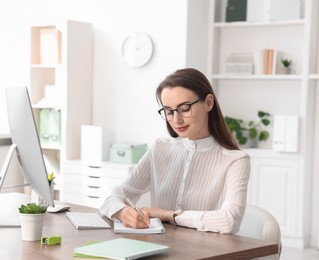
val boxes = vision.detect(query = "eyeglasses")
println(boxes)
[158,98,201,121]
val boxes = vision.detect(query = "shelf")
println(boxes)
[309,74,319,79]
[32,104,61,110]
[211,74,303,80]
[41,144,61,150]
[29,20,92,172]
[30,64,58,69]
[214,19,305,28]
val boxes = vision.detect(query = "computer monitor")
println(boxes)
[0,86,54,207]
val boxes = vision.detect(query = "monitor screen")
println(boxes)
[1,86,54,206]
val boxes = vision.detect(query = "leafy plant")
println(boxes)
[48,172,55,186]
[225,111,271,145]
[281,59,292,68]
[18,203,47,214]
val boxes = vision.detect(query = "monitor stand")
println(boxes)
[0,144,31,227]
[0,144,30,191]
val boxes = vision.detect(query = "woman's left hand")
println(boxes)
[142,207,174,222]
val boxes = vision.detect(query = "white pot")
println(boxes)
[282,67,291,74]
[20,213,45,241]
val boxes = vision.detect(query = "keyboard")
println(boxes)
[66,212,111,230]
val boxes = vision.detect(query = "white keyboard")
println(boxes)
[66,212,111,230]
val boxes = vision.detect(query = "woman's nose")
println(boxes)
[172,111,183,123]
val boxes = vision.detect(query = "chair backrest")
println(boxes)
[237,204,281,260]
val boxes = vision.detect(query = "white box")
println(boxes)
[40,28,61,64]
[269,0,301,21]
[273,115,299,152]
[285,116,299,152]
[247,0,271,22]
[224,53,254,75]
[247,0,301,22]
[273,115,286,151]
[81,125,102,167]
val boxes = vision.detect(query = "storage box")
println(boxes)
[81,125,102,167]
[247,0,301,22]
[40,27,62,64]
[110,143,147,164]
[224,53,254,75]
[39,108,61,146]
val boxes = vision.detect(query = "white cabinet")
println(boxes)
[206,0,318,248]
[246,149,304,247]
[29,21,92,192]
[61,160,150,209]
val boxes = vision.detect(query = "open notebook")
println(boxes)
[74,238,169,260]
[114,217,165,234]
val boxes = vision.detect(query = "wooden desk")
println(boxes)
[0,193,279,259]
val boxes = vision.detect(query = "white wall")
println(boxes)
[0,0,210,158]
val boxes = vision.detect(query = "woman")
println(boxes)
[100,68,250,234]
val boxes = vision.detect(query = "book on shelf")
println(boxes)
[226,0,247,22]
[114,217,165,234]
[261,49,282,75]
[74,238,169,260]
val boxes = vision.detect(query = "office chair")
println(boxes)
[237,204,281,260]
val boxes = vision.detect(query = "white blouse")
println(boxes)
[99,136,250,234]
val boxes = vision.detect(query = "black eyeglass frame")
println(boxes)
[157,98,201,121]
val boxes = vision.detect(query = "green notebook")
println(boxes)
[74,238,169,260]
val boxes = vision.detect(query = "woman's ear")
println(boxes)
[205,94,214,112]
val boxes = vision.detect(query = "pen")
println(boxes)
[125,197,151,228]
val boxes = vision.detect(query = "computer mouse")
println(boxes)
[47,205,71,213]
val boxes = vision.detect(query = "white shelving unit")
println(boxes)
[207,0,318,248]
[29,20,93,194]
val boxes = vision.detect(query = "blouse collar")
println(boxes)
[181,136,217,152]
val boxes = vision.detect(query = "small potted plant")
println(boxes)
[281,59,292,74]
[19,203,47,241]
[225,111,271,148]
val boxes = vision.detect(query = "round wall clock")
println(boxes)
[121,32,154,68]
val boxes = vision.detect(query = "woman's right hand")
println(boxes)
[113,206,150,228]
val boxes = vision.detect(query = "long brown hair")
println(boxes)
[156,68,239,150]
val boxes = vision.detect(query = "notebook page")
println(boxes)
[114,217,165,234]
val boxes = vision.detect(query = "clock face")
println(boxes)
[122,32,153,68]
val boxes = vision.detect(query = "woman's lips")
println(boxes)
[176,125,189,132]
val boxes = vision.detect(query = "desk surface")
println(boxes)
[0,193,279,259]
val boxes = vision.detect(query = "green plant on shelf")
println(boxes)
[225,111,271,146]
[281,59,292,68]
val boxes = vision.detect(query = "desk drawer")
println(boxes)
[83,175,127,189]
[63,192,86,205]
[85,196,106,208]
